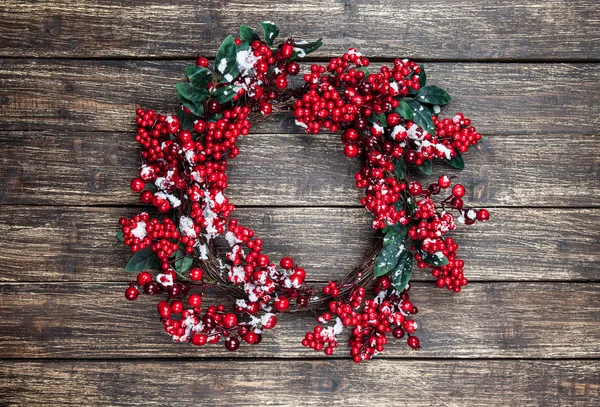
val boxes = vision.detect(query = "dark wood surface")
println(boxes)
[0,1,598,406]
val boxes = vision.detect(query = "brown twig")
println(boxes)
[200,233,383,313]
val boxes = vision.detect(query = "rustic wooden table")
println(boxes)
[0,1,598,406]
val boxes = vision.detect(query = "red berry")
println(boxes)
[257,254,269,267]
[280,257,293,269]
[451,197,464,209]
[476,209,490,221]
[407,336,421,350]
[409,182,423,196]
[401,301,413,313]
[193,119,207,133]
[262,314,277,329]
[192,333,207,346]
[344,128,359,142]
[140,190,153,203]
[178,130,192,143]
[188,294,202,307]
[137,271,152,286]
[392,326,405,339]
[260,102,273,115]
[196,56,208,67]
[244,331,258,344]
[222,313,237,329]
[344,144,359,157]
[125,286,139,301]
[275,76,288,90]
[157,301,171,318]
[225,337,240,351]
[189,268,203,281]
[286,62,300,75]
[281,43,294,59]
[207,100,222,114]
[170,300,184,314]
[438,175,451,189]
[403,319,417,334]
[165,116,180,134]
[386,113,400,127]
[130,178,145,193]
[274,296,290,311]
[452,184,465,198]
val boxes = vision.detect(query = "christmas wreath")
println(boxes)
[118,22,489,363]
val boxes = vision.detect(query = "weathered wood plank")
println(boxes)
[1,132,598,207]
[0,282,597,359]
[0,360,597,406]
[0,207,597,282]
[1,60,599,135]
[0,0,598,60]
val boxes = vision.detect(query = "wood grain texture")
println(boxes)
[0,360,598,407]
[1,60,599,135]
[1,132,598,207]
[0,206,598,283]
[0,0,598,60]
[0,282,597,359]
[0,0,597,404]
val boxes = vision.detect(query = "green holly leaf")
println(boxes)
[394,100,414,120]
[116,231,124,242]
[415,85,451,105]
[124,246,160,272]
[176,82,208,103]
[445,150,465,170]
[375,232,407,277]
[176,109,196,131]
[368,112,387,125]
[386,223,408,242]
[404,195,417,216]
[175,82,208,116]
[143,183,157,193]
[185,65,213,89]
[291,38,323,58]
[405,99,435,135]
[173,250,194,276]
[374,226,408,277]
[259,21,279,46]
[212,85,238,104]
[215,35,237,77]
[208,113,223,123]
[418,160,433,175]
[393,158,407,179]
[421,250,449,267]
[236,41,250,52]
[239,25,259,43]
[390,251,414,291]
[181,100,204,117]
[418,65,426,87]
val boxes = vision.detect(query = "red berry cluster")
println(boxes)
[228,37,301,115]
[292,49,484,231]
[356,148,409,229]
[124,102,311,349]
[433,113,482,154]
[121,27,330,351]
[404,179,489,292]
[302,276,420,363]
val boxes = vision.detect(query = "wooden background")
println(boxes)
[0,1,599,405]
